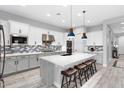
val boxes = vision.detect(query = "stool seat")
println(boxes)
[61,68,77,77]
[85,61,92,65]
[74,64,87,70]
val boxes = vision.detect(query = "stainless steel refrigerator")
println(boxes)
[0,24,5,88]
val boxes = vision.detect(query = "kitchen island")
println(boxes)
[39,53,96,87]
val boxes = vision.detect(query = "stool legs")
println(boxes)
[61,75,65,88]
[61,73,78,88]
[0,78,5,88]
[78,70,82,86]
[74,73,77,88]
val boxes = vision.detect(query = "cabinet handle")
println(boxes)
[19,29,21,33]
[17,61,18,64]
[37,58,38,62]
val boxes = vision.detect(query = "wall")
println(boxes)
[118,36,124,54]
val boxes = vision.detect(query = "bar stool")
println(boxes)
[74,63,88,86]
[61,68,78,88]
[90,59,97,73]
[83,60,94,79]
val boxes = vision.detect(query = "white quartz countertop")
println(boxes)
[39,53,96,67]
[1,51,65,57]
[84,51,103,54]
[1,52,43,57]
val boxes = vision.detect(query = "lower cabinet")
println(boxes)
[3,54,40,75]
[16,56,29,71]
[4,57,17,75]
[95,53,103,64]
[29,55,40,68]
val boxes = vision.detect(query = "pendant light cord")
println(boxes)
[83,10,86,32]
[70,5,72,28]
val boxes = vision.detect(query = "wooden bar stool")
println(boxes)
[61,68,78,88]
[83,60,94,78]
[90,59,97,73]
[74,63,88,86]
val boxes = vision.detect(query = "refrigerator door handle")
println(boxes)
[0,25,5,78]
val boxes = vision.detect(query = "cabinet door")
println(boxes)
[29,26,42,45]
[17,56,29,71]
[4,57,17,75]
[9,20,29,35]
[29,55,39,68]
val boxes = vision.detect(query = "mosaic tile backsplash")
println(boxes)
[87,45,103,51]
[0,45,62,54]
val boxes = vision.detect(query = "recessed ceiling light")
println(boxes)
[62,5,68,7]
[77,13,81,16]
[121,22,124,24]
[46,13,51,17]
[87,20,91,23]
[121,27,124,29]
[62,20,66,23]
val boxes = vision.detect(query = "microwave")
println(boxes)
[11,35,28,45]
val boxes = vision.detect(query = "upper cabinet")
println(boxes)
[87,31,103,45]
[9,20,29,35]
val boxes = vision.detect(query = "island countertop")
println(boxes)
[39,53,96,67]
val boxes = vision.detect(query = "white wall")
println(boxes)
[118,36,124,54]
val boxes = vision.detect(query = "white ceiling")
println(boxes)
[0,5,124,29]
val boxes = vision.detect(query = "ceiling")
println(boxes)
[0,5,124,29]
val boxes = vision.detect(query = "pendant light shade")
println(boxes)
[68,28,75,36]
[67,5,75,37]
[81,33,87,39]
[81,10,87,39]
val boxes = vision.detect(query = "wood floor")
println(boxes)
[82,55,124,88]
[0,63,103,88]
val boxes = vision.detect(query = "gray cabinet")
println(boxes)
[16,56,29,71]
[29,55,39,68]
[4,57,17,75]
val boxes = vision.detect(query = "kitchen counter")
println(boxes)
[1,52,43,57]
[1,51,66,57]
[84,51,103,54]
[39,53,96,67]
[39,53,96,87]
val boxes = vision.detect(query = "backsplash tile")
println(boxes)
[87,45,103,51]
[0,45,62,54]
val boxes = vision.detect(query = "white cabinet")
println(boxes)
[9,20,29,35]
[16,56,29,71]
[87,31,103,45]
[95,53,103,64]
[0,20,10,45]
[3,54,40,75]
[29,55,39,68]
[4,57,17,75]
[29,26,42,45]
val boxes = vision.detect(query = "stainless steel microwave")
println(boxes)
[10,35,28,45]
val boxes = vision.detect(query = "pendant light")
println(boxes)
[81,10,87,39]
[67,5,75,38]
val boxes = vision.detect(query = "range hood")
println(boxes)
[42,33,55,46]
